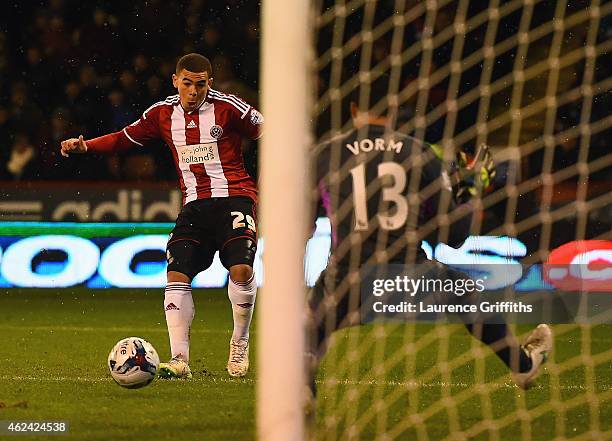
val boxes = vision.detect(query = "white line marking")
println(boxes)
[0,325,227,334]
[0,376,602,392]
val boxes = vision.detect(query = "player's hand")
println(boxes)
[60,135,88,157]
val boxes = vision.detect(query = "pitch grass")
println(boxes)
[0,289,255,441]
[0,290,610,441]
[315,323,611,440]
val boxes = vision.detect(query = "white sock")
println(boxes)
[164,282,194,362]
[228,275,257,342]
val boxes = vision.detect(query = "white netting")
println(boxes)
[309,0,611,439]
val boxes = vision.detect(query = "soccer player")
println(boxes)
[60,53,263,378]
[307,78,552,395]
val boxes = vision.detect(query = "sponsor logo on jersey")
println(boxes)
[176,143,218,166]
[210,124,223,139]
[187,120,197,129]
[250,109,264,125]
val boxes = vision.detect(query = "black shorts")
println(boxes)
[166,197,257,278]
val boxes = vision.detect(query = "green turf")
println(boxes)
[0,288,255,441]
[0,289,610,441]
[314,323,611,440]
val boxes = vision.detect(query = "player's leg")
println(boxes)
[303,273,328,419]
[304,271,328,403]
[219,197,258,377]
[465,323,552,389]
[307,266,361,355]
[158,247,197,379]
[512,324,553,389]
[443,264,552,388]
[165,269,193,363]
[159,203,214,379]
[465,322,532,371]
[225,262,257,377]
[228,263,256,342]
[305,267,360,399]
[159,239,207,379]
[441,265,552,388]
[306,271,333,362]
[220,247,257,378]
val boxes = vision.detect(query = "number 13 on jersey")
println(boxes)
[349,162,409,231]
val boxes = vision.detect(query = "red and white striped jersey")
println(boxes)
[122,89,262,205]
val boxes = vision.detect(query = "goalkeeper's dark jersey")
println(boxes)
[313,124,470,269]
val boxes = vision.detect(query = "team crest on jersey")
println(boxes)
[210,124,223,139]
[250,109,264,125]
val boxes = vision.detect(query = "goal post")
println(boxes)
[258,0,311,440]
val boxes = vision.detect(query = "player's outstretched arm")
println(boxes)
[60,135,88,157]
[59,128,141,157]
[59,98,163,158]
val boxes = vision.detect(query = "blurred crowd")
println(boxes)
[0,0,609,188]
[0,0,259,181]
[313,0,610,187]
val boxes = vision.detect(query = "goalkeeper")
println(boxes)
[307,78,552,398]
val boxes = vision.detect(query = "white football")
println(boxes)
[108,337,160,389]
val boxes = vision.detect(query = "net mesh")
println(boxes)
[309,0,611,439]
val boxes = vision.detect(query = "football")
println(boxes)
[108,337,160,389]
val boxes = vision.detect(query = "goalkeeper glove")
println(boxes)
[455,144,496,203]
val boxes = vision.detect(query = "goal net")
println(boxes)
[300,0,612,440]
